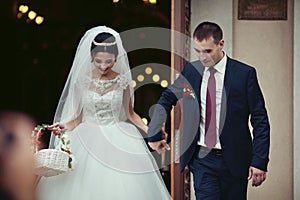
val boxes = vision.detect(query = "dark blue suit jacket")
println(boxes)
[148,57,270,178]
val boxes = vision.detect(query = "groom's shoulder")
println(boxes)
[182,60,202,71]
[185,60,201,68]
[228,56,254,70]
[182,60,203,75]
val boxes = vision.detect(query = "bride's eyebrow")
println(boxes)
[94,58,114,62]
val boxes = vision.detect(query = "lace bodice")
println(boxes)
[82,75,129,125]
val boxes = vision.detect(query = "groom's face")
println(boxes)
[193,36,224,68]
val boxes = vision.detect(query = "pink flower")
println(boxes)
[38,130,45,138]
[65,150,71,155]
[182,84,195,99]
[32,138,41,145]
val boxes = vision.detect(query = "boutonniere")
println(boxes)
[182,84,195,99]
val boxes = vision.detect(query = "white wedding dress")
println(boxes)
[38,75,172,200]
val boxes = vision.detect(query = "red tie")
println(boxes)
[205,67,217,149]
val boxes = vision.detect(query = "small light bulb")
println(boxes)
[142,118,148,125]
[160,80,168,88]
[132,80,137,88]
[149,0,157,4]
[152,74,160,82]
[137,75,145,82]
[19,5,29,13]
[28,11,37,20]
[145,67,152,75]
[35,16,44,25]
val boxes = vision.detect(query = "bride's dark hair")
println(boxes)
[90,32,119,58]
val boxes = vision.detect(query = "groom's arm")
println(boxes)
[148,66,187,142]
[147,91,177,142]
[246,67,270,187]
[247,67,270,172]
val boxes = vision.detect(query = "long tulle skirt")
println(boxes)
[37,122,172,200]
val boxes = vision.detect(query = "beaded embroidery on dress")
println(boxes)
[91,74,128,95]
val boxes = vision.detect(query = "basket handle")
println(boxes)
[32,124,50,153]
[34,128,43,153]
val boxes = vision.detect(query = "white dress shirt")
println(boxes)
[198,53,227,149]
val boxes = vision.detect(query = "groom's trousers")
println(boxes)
[189,146,248,200]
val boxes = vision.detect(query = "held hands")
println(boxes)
[48,122,66,136]
[248,166,267,187]
[148,130,170,154]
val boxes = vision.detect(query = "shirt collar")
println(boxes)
[204,51,227,74]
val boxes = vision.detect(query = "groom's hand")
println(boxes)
[148,140,170,154]
[162,130,168,140]
[248,166,267,187]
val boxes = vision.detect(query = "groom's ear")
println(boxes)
[218,39,224,49]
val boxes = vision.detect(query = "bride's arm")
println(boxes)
[49,112,82,135]
[123,86,148,134]
[63,112,82,131]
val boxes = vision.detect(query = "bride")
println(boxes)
[37,26,172,200]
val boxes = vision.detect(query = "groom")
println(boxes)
[148,21,270,199]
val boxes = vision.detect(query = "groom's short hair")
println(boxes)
[193,21,223,44]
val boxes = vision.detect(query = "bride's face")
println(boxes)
[92,52,116,75]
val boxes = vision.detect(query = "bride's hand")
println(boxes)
[48,122,65,135]
[148,140,170,154]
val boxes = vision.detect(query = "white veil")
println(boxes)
[49,26,133,148]
[47,26,163,173]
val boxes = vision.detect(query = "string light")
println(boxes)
[17,12,23,19]
[145,67,152,75]
[143,0,157,4]
[137,75,145,82]
[152,74,160,82]
[132,65,169,89]
[142,118,148,125]
[17,4,45,25]
[132,80,137,88]
[28,11,37,20]
[149,0,157,4]
[35,16,44,25]
[19,5,29,13]
[160,80,168,88]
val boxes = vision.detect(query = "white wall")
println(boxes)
[190,0,295,199]
[190,0,233,61]
[233,0,294,198]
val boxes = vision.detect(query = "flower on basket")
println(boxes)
[182,83,195,99]
[58,133,73,169]
[31,124,48,147]
[31,124,73,169]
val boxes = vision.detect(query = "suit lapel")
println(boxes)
[190,59,237,107]
[189,61,204,105]
[219,57,237,137]
[223,57,237,99]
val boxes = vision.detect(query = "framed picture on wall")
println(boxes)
[238,0,287,20]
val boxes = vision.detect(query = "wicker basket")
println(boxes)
[32,124,72,177]
[34,149,70,177]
